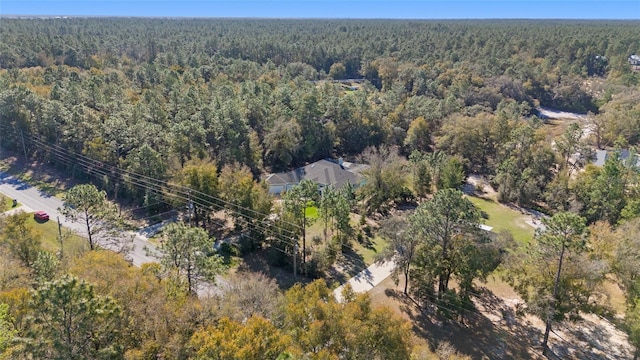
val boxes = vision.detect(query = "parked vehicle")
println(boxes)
[34,211,49,222]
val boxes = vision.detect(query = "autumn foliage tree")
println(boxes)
[187,280,413,359]
[189,316,292,360]
[358,146,409,214]
[282,280,412,359]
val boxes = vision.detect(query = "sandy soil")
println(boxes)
[369,276,635,360]
[465,174,498,199]
[537,106,587,121]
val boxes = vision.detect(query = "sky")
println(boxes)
[1,0,639,19]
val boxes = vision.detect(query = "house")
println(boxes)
[630,54,640,71]
[264,159,364,195]
[593,149,640,167]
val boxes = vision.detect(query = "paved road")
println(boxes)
[0,170,159,267]
[333,260,395,302]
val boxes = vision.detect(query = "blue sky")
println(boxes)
[1,1,638,19]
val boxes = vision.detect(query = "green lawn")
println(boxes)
[467,196,535,244]
[349,234,388,265]
[0,160,66,199]
[1,194,16,211]
[28,216,88,255]
[305,206,318,219]
[11,170,66,199]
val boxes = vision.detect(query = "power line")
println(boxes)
[22,132,286,228]
[34,132,366,269]
[4,126,373,275]
[11,129,303,255]
[28,130,303,234]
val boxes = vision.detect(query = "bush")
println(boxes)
[217,242,240,258]
[266,246,288,268]
[237,235,257,255]
[362,224,372,237]
[305,247,335,278]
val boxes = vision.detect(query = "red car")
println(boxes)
[34,211,50,222]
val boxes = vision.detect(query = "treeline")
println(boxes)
[2,19,639,79]
[1,19,639,181]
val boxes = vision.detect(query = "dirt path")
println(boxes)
[333,260,394,302]
[537,106,588,121]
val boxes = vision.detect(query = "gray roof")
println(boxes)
[594,149,608,167]
[593,149,640,167]
[265,159,362,189]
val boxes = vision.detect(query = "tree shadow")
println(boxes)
[383,287,543,360]
[0,154,77,198]
[357,234,375,250]
[546,316,635,360]
[324,249,368,287]
[337,249,368,277]
[383,285,634,360]
[237,249,310,290]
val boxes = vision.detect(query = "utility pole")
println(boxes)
[57,216,63,259]
[302,203,306,272]
[187,192,194,226]
[20,130,28,162]
[293,242,298,278]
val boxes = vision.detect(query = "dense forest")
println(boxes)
[1,18,640,359]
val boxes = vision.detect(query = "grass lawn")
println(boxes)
[602,278,627,315]
[467,196,535,244]
[146,235,161,247]
[349,234,387,265]
[305,212,387,267]
[28,216,88,254]
[10,169,66,199]
[0,158,68,199]
[1,194,16,210]
[305,206,318,219]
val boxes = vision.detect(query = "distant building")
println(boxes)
[479,224,493,232]
[593,149,640,167]
[630,54,640,71]
[264,159,365,195]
